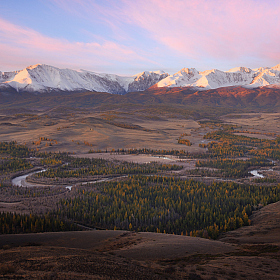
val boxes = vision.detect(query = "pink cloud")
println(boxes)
[119,0,280,61]
[3,1,280,73]
[54,0,280,64]
[0,17,151,72]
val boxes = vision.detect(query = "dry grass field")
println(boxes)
[3,110,280,155]
[0,109,207,153]
[1,201,280,279]
[222,112,280,135]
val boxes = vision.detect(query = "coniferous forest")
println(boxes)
[1,120,280,239]
[57,176,280,239]
[0,212,78,234]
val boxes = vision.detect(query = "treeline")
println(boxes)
[33,137,58,146]
[254,177,277,183]
[178,139,192,146]
[249,142,280,160]
[89,148,193,157]
[188,168,218,177]
[35,158,182,179]
[57,176,280,239]
[106,121,149,131]
[0,185,66,199]
[203,129,280,160]
[0,212,78,234]
[178,133,192,146]
[204,130,264,145]
[40,158,62,166]
[205,140,248,157]
[234,129,277,137]
[0,158,33,173]
[198,120,230,129]
[35,151,71,160]
[88,129,280,161]
[0,141,31,157]
[202,130,261,157]
[196,157,272,178]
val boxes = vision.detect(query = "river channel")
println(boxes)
[12,169,127,190]
[249,170,264,178]
[12,169,47,187]
[11,164,267,190]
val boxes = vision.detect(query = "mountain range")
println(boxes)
[1,63,280,94]
[0,64,167,94]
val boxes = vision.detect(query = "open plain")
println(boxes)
[0,109,206,153]
[2,108,280,155]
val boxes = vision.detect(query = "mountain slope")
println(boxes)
[1,63,280,95]
[1,85,280,113]
[0,64,168,94]
[155,64,280,90]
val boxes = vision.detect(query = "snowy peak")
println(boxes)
[156,68,200,88]
[272,64,280,71]
[1,63,280,94]
[0,64,168,94]
[155,64,280,90]
[27,63,42,70]
[179,68,199,75]
[134,70,167,80]
[226,66,252,73]
[129,70,168,92]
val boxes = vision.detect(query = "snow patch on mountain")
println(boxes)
[156,64,280,90]
[0,64,168,94]
[128,71,168,92]
[1,63,280,94]
[227,67,252,73]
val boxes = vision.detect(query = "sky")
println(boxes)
[0,0,280,75]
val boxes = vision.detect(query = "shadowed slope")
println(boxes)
[1,86,280,112]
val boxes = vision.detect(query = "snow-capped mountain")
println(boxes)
[0,64,168,94]
[155,64,280,90]
[1,63,280,94]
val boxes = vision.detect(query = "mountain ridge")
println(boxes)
[1,63,280,94]
[0,64,168,95]
[155,64,280,89]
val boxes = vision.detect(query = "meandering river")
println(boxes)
[12,169,127,190]
[12,169,47,187]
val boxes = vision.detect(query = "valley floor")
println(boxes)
[1,109,280,279]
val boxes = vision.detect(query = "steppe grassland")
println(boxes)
[222,113,280,135]
[0,110,206,153]
[1,110,280,155]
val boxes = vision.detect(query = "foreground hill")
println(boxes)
[1,201,280,279]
